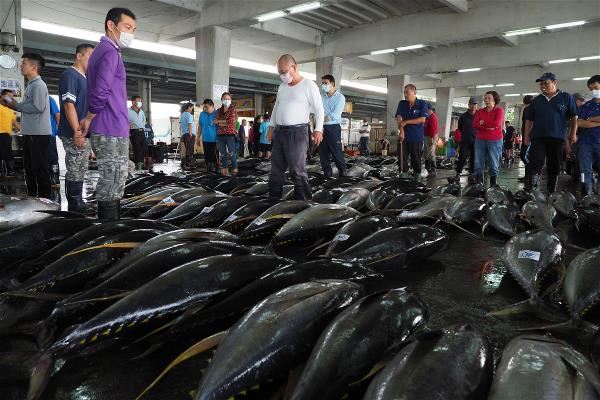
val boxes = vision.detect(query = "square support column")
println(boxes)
[316,56,343,88]
[195,26,231,105]
[137,78,152,124]
[254,93,264,116]
[435,87,455,139]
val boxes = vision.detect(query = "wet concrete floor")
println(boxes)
[1,157,596,400]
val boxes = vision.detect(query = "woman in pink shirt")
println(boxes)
[473,91,504,186]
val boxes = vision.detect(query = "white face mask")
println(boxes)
[136,101,142,108]
[280,71,293,84]
[321,84,329,93]
[592,90,600,99]
[112,24,134,48]
[223,99,232,107]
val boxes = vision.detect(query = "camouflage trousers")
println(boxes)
[62,136,91,182]
[91,134,129,201]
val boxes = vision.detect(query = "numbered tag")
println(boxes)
[162,196,175,204]
[201,206,214,214]
[224,214,237,222]
[334,234,350,242]
[254,217,266,225]
[518,250,540,261]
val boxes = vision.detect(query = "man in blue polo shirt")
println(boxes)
[524,72,578,193]
[319,74,346,177]
[577,75,600,195]
[396,84,429,180]
[198,98,218,173]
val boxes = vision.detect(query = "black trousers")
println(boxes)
[203,141,218,164]
[528,137,564,177]
[318,124,347,177]
[23,135,51,198]
[398,140,423,174]
[456,141,475,174]
[0,134,13,172]
[130,129,147,163]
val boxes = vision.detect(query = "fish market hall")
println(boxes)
[1,1,600,399]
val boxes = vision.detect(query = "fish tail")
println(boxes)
[26,353,54,400]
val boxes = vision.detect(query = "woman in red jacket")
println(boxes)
[215,92,238,176]
[473,91,504,186]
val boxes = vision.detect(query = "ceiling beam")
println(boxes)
[353,27,600,77]
[250,19,322,46]
[496,35,519,47]
[318,0,599,58]
[436,0,469,13]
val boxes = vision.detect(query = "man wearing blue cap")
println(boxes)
[523,72,578,193]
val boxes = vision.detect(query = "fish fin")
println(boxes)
[130,318,177,345]
[0,291,67,300]
[134,330,227,400]
[481,222,488,237]
[61,291,131,306]
[440,219,482,240]
[486,299,536,317]
[559,347,600,393]
[129,342,166,360]
[349,360,387,386]
[512,321,571,331]
[33,210,87,219]
[305,240,332,258]
[25,353,54,400]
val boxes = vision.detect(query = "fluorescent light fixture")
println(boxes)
[370,49,395,55]
[288,2,321,14]
[458,67,481,73]
[256,10,286,22]
[475,84,494,88]
[545,20,585,30]
[341,80,387,94]
[504,27,541,37]
[495,83,514,87]
[523,93,539,96]
[580,55,600,61]
[505,94,521,97]
[573,77,591,81]
[396,44,426,52]
[548,58,577,64]
[229,58,278,74]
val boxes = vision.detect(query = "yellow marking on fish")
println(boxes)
[157,202,179,207]
[238,390,247,396]
[127,320,137,328]
[250,385,260,391]
[115,324,124,333]
[142,318,151,323]
[64,242,143,257]
[227,397,235,400]
[90,334,98,342]
[79,339,86,345]
[265,213,295,220]
[101,328,111,336]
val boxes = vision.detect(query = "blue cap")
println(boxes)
[536,72,556,82]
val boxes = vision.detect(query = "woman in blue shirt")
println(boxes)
[198,98,218,173]
[179,102,196,170]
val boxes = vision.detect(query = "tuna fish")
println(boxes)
[563,248,600,322]
[0,195,61,231]
[181,196,254,228]
[521,200,556,232]
[325,214,397,256]
[158,193,229,224]
[240,200,313,245]
[290,288,428,400]
[217,198,277,233]
[549,190,577,218]
[363,324,492,400]
[483,203,519,236]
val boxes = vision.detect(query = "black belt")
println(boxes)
[277,123,309,129]
[130,128,144,132]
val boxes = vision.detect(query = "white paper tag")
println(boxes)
[162,196,175,204]
[334,234,350,242]
[201,206,214,214]
[518,250,540,261]
[254,217,266,225]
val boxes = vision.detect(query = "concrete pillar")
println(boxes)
[254,93,264,116]
[195,26,231,105]
[435,87,455,139]
[137,79,152,124]
[0,0,23,99]
[316,56,343,88]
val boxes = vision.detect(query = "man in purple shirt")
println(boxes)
[80,7,136,221]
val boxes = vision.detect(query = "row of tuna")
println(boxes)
[0,161,599,399]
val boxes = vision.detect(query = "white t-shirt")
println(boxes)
[270,77,325,132]
[359,123,371,138]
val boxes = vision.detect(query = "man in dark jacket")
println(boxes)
[455,97,478,182]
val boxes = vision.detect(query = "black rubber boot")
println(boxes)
[547,175,559,194]
[490,176,498,187]
[97,200,120,222]
[525,173,540,192]
[66,181,96,215]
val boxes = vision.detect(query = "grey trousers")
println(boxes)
[91,134,129,201]
[268,125,311,200]
[62,136,91,182]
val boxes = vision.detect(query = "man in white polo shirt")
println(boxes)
[267,54,324,200]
